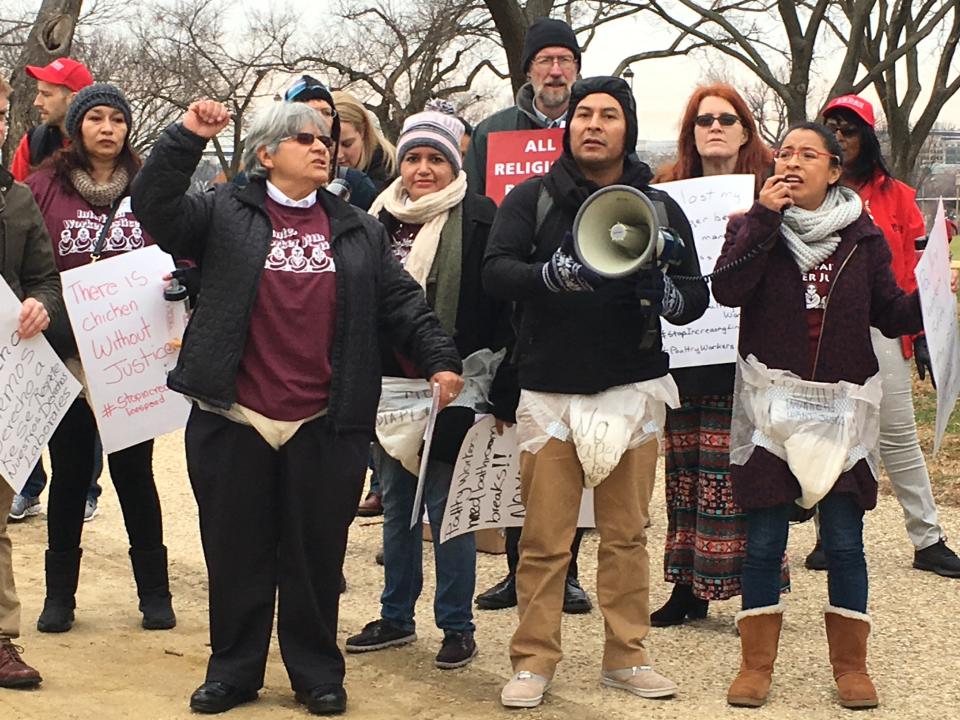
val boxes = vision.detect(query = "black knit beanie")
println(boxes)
[521,18,581,74]
[562,76,638,156]
[65,83,133,138]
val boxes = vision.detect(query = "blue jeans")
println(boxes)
[742,492,867,612]
[375,444,475,633]
[21,433,104,502]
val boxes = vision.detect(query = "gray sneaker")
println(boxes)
[83,499,99,522]
[8,495,41,522]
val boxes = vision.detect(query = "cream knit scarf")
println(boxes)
[69,166,130,208]
[369,171,468,288]
[780,185,863,272]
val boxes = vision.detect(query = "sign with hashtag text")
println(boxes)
[0,279,81,493]
[61,246,191,454]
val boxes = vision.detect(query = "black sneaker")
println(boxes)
[345,619,416,653]
[562,576,592,614]
[475,575,517,610]
[804,541,827,571]
[435,631,478,669]
[914,539,960,578]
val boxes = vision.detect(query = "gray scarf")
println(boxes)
[69,166,129,207]
[781,185,863,272]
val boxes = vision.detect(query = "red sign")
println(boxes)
[485,128,564,205]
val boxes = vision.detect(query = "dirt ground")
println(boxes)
[2,431,960,720]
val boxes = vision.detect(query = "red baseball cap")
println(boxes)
[822,94,876,128]
[25,58,93,93]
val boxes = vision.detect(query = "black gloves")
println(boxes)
[171,260,201,307]
[635,268,685,321]
[914,336,935,388]
[542,232,605,292]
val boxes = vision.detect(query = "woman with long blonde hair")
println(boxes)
[330,90,397,191]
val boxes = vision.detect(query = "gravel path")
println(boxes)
[2,431,959,719]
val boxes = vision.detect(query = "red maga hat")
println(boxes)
[823,94,876,128]
[25,58,93,92]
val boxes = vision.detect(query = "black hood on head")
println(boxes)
[562,76,638,158]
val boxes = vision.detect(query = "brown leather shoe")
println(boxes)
[357,492,383,517]
[0,639,42,688]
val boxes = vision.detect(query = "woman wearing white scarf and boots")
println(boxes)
[713,122,923,710]
[346,111,515,669]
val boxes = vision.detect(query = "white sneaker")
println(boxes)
[501,671,550,708]
[601,665,678,698]
[83,499,99,522]
[8,495,41,522]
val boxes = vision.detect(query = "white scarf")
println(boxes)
[780,185,863,272]
[369,172,468,288]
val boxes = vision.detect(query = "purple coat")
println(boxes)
[712,202,924,510]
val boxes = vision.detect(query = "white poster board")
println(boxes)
[439,416,594,543]
[653,174,755,368]
[61,245,190,453]
[914,199,960,455]
[0,280,80,492]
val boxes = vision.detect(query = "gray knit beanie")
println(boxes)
[65,83,133,138]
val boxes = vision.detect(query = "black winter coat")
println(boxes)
[130,123,462,435]
[483,155,709,395]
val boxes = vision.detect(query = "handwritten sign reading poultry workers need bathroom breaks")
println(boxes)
[61,245,190,454]
[0,279,80,492]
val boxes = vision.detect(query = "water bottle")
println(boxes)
[163,278,190,368]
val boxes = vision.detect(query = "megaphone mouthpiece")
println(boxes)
[609,222,649,258]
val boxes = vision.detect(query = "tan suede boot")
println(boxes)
[726,604,784,707]
[824,606,878,709]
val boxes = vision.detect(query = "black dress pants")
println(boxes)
[47,398,161,552]
[185,407,368,692]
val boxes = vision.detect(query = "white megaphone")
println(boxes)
[573,184,683,278]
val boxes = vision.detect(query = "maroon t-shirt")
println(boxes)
[802,250,839,363]
[233,197,337,420]
[26,167,154,271]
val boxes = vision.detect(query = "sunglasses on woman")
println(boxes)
[282,132,334,149]
[824,120,859,138]
[694,113,741,128]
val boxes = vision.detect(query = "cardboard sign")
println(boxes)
[61,245,191,454]
[915,199,960,455]
[439,416,594,543]
[485,128,564,204]
[653,174,755,367]
[0,279,81,492]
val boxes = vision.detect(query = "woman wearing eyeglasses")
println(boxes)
[651,84,787,627]
[131,100,463,716]
[801,95,960,578]
[345,109,513,670]
[713,122,923,709]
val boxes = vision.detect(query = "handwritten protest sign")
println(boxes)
[410,383,441,529]
[653,174,754,367]
[915,199,960,455]
[61,245,190,454]
[0,280,80,492]
[485,128,564,204]
[440,416,594,543]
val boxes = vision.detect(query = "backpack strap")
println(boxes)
[534,181,554,238]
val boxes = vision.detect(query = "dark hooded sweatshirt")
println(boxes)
[482,77,709,396]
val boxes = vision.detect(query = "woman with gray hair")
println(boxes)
[131,99,464,716]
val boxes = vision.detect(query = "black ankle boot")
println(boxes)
[130,546,176,630]
[37,548,82,633]
[650,583,709,627]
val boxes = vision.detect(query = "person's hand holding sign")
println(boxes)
[18,298,49,339]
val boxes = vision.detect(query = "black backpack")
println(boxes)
[27,125,64,167]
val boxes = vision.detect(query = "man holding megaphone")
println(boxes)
[483,76,708,708]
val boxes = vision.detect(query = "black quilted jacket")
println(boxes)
[131,123,462,434]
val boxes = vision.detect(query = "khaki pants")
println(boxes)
[510,437,658,677]
[0,479,21,640]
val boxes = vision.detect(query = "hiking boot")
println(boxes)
[913,539,960,578]
[562,576,592,614]
[602,665,678,699]
[805,541,827,571]
[475,574,516,610]
[435,631,477,669]
[0,640,42,688]
[651,583,709,627]
[357,492,383,517]
[345,619,416,653]
[501,671,550,708]
[8,495,41,522]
